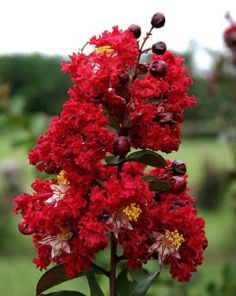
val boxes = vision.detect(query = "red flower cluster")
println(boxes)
[14,18,206,282]
[128,51,195,152]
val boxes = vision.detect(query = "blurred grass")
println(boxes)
[0,136,235,296]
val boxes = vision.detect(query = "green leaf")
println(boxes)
[129,270,160,296]
[143,175,156,182]
[128,269,150,282]
[124,150,166,168]
[95,179,105,186]
[105,155,121,165]
[36,266,106,296]
[150,180,169,191]
[108,116,121,132]
[41,291,86,296]
[116,270,134,296]
[86,270,105,296]
[116,269,160,296]
[144,176,170,191]
[36,265,78,296]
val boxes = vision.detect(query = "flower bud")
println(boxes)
[224,25,236,49]
[18,218,34,235]
[170,176,186,194]
[44,162,60,174]
[119,72,129,85]
[171,160,186,176]
[128,24,141,38]
[152,41,167,55]
[113,136,130,158]
[151,13,165,28]
[149,60,167,77]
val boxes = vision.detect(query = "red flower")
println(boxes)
[148,199,205,281]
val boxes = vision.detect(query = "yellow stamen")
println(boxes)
[164,230,185,251]
[56,231,70,242]
[57,170,70,186]
[94,45,114,54]
[123,203,142,222]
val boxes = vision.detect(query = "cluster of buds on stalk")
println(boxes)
[13,12,207,296]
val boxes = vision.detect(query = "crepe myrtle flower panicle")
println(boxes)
[13,12,206,294]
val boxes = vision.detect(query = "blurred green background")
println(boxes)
[0,51,236,296]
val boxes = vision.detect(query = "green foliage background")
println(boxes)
[0,54,71,114]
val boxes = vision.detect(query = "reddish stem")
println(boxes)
[80,42,89,53]
[132,26,154,80]
[109,233,117,296]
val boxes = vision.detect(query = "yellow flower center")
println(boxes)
[94,45,114,54]
[56,230,71,242]
[164,230,185,251]
[57,170,70,186]
[122,203,142,222]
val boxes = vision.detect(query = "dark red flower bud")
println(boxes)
[152,41,167,55]
[119,72,129,85]
[224,25,236,49]
[149,60,167,77]
[170,176,186,194]
[18,218,34,235]
[44,162,60,174]
[151,13,165,28]
[128,24,141,38]
[171,160,186,176]
[113,136,130,158]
